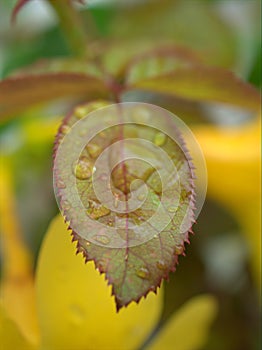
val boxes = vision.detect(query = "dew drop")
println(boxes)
[60,125,70,135]
[74,106,88,119]
[86,143,102,158]
[154,132,167,146]
[136,267,150,279]
[175,245,184,255]
[157,259,167,270]
[73,156,92,180]
[168,205,177,213]
[99,131,106,138]
[137,193,146,201]
[86,203,111,219]
[93,235,111,245]
[63,200,71,210]
[57,179,66,189]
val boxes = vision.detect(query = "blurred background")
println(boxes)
[0,0,261,349]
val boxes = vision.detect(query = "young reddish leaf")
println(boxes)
[123,46,201,84]
[125,65,260,111]
[0,73,109,121]
[54,101,196,310]
[94,40,201,77]
[12,58,104,79]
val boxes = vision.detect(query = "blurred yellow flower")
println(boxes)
[193,117,261,288]
[0,159,217,350]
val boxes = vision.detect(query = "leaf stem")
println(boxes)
[48,0,87,57]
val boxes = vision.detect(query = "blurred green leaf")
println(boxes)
[2,27,70,78]
[248,45,261,88]
[108,0,237,69]
[11,57,103,78]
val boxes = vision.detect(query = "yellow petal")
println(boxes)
[193,119,261,287]
[0,158,39,345]
[22,116,62,145]
[0,304,36,350]
[146,295,218,350]
[36,215,163,350]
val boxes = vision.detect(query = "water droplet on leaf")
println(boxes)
[157,260,167,270]
[73,156,92,180]
[154,132,167,146]
[86,143,102,158]
[94,235,111,245]
[60,125,70,135]
[136,267,150,279]
[63,200,71,210]
[137,193,146,201]
[168,205,177,213]
[175,245,184,255]
[57,179,66,189]
[74,106,89,119]
[86,202,111,219]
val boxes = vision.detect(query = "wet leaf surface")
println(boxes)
[125,65,260,111]
[54,101,196,310]
[0,73,109,121]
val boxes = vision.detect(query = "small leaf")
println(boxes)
[96,40,199,77]
[125,65,260,111]
[54,101,196,310]
[123,46,201,84]
[0,73,109,121]
[12,58,104,79]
